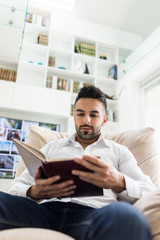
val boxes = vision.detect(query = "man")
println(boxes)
[0,86,156,239]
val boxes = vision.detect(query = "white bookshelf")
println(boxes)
[1,5,119,133]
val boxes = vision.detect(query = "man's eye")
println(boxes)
[90,114,97,117]
[77,113,84,116]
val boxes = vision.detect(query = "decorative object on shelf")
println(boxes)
[48,56,55,67]
[0,68,17,82]
[37,33,48,46]
[74,60,84,73]
[83,83,95,87]
[58,67,67,70]
[108,65,117,80]
[41,17,50,28]
[104,93,115,100]
[84,63,90,74]
[28,60,34,64]
[99,54,107,60]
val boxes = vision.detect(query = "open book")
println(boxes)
[13,139,103,197]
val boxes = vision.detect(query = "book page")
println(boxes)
[13,139,45,177]
[13,139,45,160]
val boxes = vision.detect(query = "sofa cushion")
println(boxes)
[134,189,160,240]
[15,126,160,187]
[0,228,74,240]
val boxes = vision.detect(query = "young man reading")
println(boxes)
[0,86,156,240]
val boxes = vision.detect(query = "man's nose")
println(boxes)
[83,115,91,124]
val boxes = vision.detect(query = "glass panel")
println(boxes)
[0,5,26,29]
[145,80,160,130]
[0,1,28,61]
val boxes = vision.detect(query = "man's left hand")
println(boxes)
[72,155,126,193]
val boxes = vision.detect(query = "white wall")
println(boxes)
[119,44,160,131]
[50,10,142,51]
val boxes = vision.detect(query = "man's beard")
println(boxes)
[76,124,101,140]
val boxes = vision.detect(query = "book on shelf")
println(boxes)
[26,12,50,28]
[46,76,70,92]
[113,111,118,122]
[13,139,103,198]
[46,76,52,88]
[70,104,74,116]
[48,56,55,67]
[0,68,17,82]
[57,78,70,92]
[73,80,81,93]
[75,42,95,57]
[107,110,113,122]
[79,43,96,57]
[107,110,118,122]
[26,12,32,23]
[75,42,80,53]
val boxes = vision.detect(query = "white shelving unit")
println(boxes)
[1,6,119,133]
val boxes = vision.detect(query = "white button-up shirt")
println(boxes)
[8,133,156,208]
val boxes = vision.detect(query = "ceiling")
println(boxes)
[72,0,160,40]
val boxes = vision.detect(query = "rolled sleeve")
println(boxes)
[8,169,35,198]
[117,174,157,203]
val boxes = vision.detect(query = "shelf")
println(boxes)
[97,58,115,69]
[74,52,96,62]
[23,41,48,53]
[49,48,73,56]
[96,76,118,86]
[47,67,95,83]
[25,22,50,33]
[19,61,46,72]
[0,56,18,69]
[107,99,118,105]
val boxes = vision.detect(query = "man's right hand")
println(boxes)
[27,168,77,200]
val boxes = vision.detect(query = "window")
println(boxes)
[145,79,160,130]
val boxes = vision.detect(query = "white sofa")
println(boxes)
[0,126,160,240]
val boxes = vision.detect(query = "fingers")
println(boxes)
[73,155,107,174]
[31,174,77,200]
[40,181,77,199]
[83,155,107,168]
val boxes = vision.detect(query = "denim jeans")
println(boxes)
[0,192,151,240]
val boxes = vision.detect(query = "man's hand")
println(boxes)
[27,168,77,200]
[72,155,126,193]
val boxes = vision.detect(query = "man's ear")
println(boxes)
[102,115,108,126]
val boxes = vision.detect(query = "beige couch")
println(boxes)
[0,126,160,240]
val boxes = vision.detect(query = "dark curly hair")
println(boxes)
[74,85,107,113]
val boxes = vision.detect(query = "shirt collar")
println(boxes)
[63,133,110,148]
